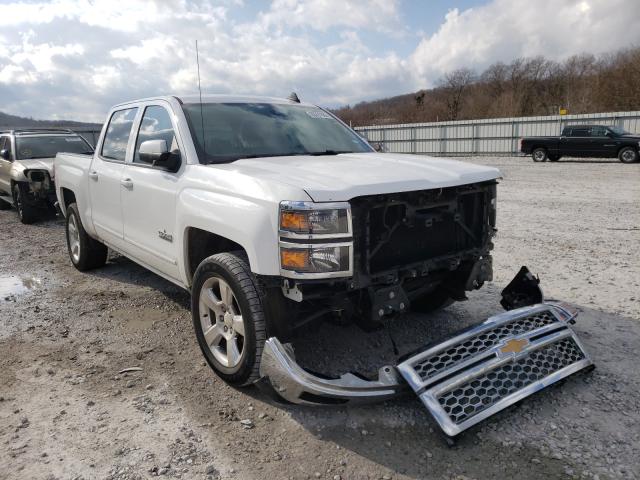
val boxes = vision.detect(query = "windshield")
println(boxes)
[182,102,372,163]
[16,135,93,160]
[609,126,631,136]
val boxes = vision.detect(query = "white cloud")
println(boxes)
[410,0,640,84]
[260,0,404,34]
[0,0,638,122]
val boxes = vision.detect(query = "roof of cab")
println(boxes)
[112,94,316,109]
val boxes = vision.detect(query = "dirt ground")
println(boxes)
[1,155,639,480]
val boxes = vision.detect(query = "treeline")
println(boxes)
[0,111,100,130]
[333,46,640,126]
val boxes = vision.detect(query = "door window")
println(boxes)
[133,106,180,165]
[0,136,11,159]
[101,108,138,161]
[590,126,607,137]
[569,128,590,137]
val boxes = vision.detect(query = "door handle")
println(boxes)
[120,178,133,189]
[88,171,99,180]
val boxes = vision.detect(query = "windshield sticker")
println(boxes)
[65,137,83,142]
[20,149,33,158]
[306,110,332,119]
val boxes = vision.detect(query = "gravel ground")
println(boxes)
[0,155,639,480]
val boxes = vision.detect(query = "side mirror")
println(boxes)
[0,149,10,160]
[605,131,613,137]
[139,140,180,172]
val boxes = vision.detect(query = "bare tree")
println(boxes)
[438,68,476,121]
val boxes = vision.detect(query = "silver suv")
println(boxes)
[0,129,94,223]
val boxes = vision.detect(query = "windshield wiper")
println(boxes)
[309,150,352,156]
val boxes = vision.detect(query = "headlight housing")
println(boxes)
[279,201,353,278]
[279,201,351,237]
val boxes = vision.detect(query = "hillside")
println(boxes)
[0,111,100,130]
[333,46,640,127]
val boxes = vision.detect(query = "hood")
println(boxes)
[227,152,501,202]
[15,158,55,174]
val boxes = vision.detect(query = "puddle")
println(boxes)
[0,275,41,300]
[110,308,169,333]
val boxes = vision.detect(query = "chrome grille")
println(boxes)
[397,304,593,437]
[438,338,584,424]
[413,311,556,382]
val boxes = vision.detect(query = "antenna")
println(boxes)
[195,40,206,153]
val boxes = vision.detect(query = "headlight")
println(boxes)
[280,244,351,274]
[279,201,353,278]
[279,201,351,237]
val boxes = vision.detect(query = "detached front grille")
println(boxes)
[413,310,557,382]
[397,304,593,437]
[438,338,584,424]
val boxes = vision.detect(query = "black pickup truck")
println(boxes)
[519,125,640,163]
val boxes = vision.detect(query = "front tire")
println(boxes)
[65,203,108,271]
[13,183,37,224]
[192,252,266,386]
[532,148,548,162]
[618,147,639,164]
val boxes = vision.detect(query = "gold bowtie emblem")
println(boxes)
[500,338,529,354]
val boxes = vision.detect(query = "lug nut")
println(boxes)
[389,291,395,299]
[400,302,405,310]
[378,309,385,317]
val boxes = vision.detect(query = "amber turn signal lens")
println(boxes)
[280,248,309,270]
[280,211,309,232]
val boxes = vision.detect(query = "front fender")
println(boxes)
[176,188,282,282]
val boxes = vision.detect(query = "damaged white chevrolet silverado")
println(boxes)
[55,95,592,437]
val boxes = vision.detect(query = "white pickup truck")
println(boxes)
[55,94,593,437]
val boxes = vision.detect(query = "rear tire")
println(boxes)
[192,252,266,387]
[65,203,108,271]
[13,183,38,224]
[532,148,548,162]
[618,147,639,164]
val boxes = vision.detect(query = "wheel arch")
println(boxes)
[184,227,249,286]
[59,187,77,217]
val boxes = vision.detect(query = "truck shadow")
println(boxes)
[84,254,190,308]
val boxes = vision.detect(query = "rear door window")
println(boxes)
[569,128,590,137]
[101,108,138,162]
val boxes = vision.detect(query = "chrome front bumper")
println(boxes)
[259,302,593,436]
[259,337,407,405]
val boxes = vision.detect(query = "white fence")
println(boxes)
[354,111,640,156]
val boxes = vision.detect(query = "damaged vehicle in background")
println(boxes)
[54,94,593,439]
[0,129,94,223]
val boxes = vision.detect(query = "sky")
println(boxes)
[1,0,639,122]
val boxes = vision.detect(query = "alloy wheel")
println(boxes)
[68,213,81,263]
[198,276,246,369]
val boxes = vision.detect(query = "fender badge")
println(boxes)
[500,338,529,354]
[158,230,173,243]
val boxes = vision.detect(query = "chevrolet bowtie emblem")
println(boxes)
[500,338,529,354]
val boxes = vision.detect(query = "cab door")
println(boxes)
[120,103,182,280]
[559,127,591,157]
[0,136,13,195]
[88,107,138,247]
